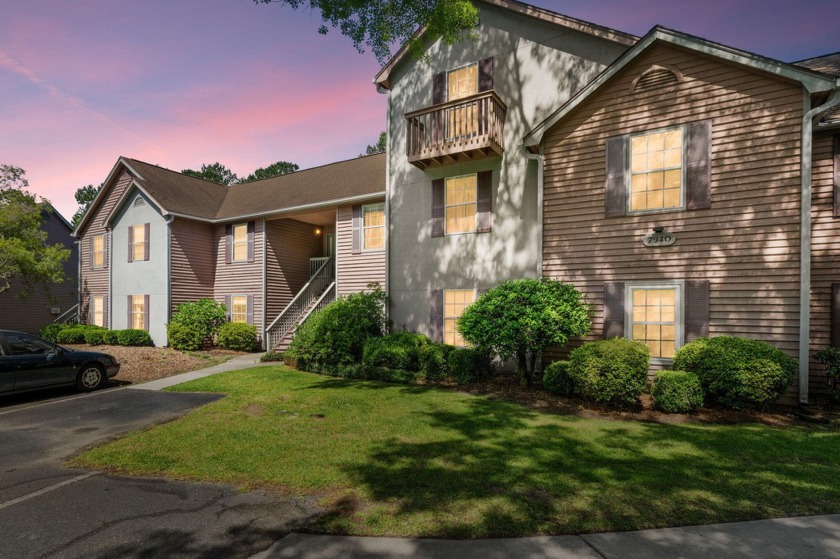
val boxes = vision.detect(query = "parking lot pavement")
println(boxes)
[0,387,321,559]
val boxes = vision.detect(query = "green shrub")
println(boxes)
[116,329,154,347]
[217,322,258,351]
[419,344,455,382]
[814,346,840,403]
[362,331,430,371]
[567,338,649,407]
[287,285,387,373]
[672,336,796,409]
[167,322,204,351]
[260,351,284,363]
[83,330,108,345]
[40,323,69,342]
[169,299,226,348]
[328,364,417,384]
[56,327,87,344]
[448,348,493,385]
[652,370,705,413]
[543,360,575,396]
[102,330,120,345]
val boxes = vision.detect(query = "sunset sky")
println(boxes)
[2,0,837,220]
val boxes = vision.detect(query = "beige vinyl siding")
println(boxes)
[79,170,132,324]
[542,45,804,385]
[169,218,215,313]
[213,221,264,331]
[264,218,324,327]
[809,132,838,399]
[336,202,386,296]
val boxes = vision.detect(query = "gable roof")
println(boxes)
[73,153,386,236]
[373,0,637,89]
[523,26,840,149]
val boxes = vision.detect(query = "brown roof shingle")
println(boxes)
[795,52,840,77]
[123,158,228,219]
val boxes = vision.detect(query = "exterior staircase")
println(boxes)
[265,256,336,352]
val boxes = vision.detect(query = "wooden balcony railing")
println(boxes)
[405,90,507,170]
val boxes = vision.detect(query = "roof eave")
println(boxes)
[72,156,141,237]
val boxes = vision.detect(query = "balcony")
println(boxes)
[405,90,507,170]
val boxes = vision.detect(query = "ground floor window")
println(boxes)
[444,289,475,347]
[131,295,146,330]
[231,295,248,323]
[91,296,105,327]
[625,282,682,360]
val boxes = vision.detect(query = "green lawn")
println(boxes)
[74,366,840,538]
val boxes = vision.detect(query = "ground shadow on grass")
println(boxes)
[324,396,840,538]
[295,376,442,396]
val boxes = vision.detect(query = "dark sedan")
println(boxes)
[0,330,120,395]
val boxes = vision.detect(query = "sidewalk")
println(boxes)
[128,353,272,391]
[252,514,840,558]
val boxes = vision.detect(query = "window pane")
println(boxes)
[664,148,682,167]
[629,128,684,212]
[444,290,474,347]
[132,295,145,330]
[447,64,478,101]
[664,129,682,149]
[445,175,477,234]
[628,287,678,359]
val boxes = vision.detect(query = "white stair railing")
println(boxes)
[53,304,80,325]
[265,256,334,350]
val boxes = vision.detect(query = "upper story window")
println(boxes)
[447,63,478,102]
[444,289,476,347]
[362,203,385,251]
[230,295,247,323]
[92,234,106,268]
[445,174,477,234]
[232,223,248,262]
[446,64,478,139]
[625,282,683,361]
[130,224,146,261]
[629,128,684,213]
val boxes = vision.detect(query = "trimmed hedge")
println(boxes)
[39,323,67,342]
[652,370,705,413]
[260,351,284,363]
[418,343,455,382]
[362,331,430,371]
[567,338,649,407]
[54,325,105,344]
[168,299,226,349]
[116,329,154,347]
[102,330,121,345]
[672,336,796,409]
[543,360,575,397]
[83,330,108,345]
[167,322,204,352]
[217,322,258,351]
[448,348,493,385]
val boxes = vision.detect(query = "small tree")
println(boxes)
[458,278,591,387]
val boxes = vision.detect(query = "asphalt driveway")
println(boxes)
[0,387,320,559]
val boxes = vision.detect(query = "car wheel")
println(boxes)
[76,364,104,391]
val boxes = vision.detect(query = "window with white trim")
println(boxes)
[626,282,683,360]
[91,296,105,327]
[445,174,477,234]
[362,203,385,251]
[444,289,475,347]
[230,295,248,324]
[232,223,248,262]
[92,234,105,268]
[130,295,146,330]
[131,224,146,262]
[629,127,684,213]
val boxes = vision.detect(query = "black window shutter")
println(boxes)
[833,135,840,219]
[246,294,254,325]
[832,283,840,347]
[605,136,627,218]
[476,171,492,233]
[478,57,493,92]
[224,295,231,321]
[127,225,134,263]
[143,295,150,331]
[430,289,443,343]
[686,121,712,210]
[433,72,446,105]
[247,221,255,263]
[224,224,232,264]
[143,223,150,261]
[351,205,362,254]
[431,179,445,238]
[603,282,625,338]
[685,280,710,342]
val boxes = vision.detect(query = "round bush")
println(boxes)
[672,336,796,409]
[448,348,493,385]
[568,338,649,407]
[543,360,575,396]
[652,370,705,413]
[83,330,108,345]
[169,299,226,347]
[102,330,121,345]
[39,323,69,342]
[362,332,430,371]
[419,344,454,382]
[56,327,87,344]
[116,329,154,347]
[168,322,204,351]
[217,322,257,351]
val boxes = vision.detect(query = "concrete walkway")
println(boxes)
[128,352,273,391]
[253,514,840,558]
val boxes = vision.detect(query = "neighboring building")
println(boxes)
[0,209,78,334]
[520,28,839,404]
[375,0,636,345]
[73,154,386,348]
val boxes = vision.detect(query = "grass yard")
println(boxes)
[74,366,840,538]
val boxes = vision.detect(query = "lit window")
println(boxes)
[92,235,105,267]
[131,224,146,261]
[629,128,684,212]
[445,175,477,234]
[232,223,248,262]
[231,295,247,324]
[446,63,478,138]
[131,295,146,330]
[91,296,105,327]
[362,204,385,251]
[444,289,475,347]
[627,284,682,359]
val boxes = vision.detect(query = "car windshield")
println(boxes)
[5,333,57,356]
